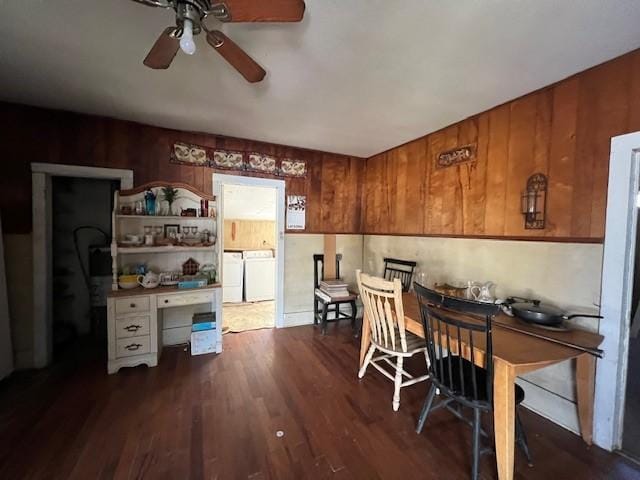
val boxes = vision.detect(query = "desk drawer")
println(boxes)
[116,336,150,357]
[115,296,150,315]
[157,291,212,308]
[115,315,150,339]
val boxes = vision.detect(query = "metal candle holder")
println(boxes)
[521,173,547,229]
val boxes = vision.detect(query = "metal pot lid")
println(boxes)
[511,300,565,317]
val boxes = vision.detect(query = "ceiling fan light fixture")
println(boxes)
[179,18,197,54]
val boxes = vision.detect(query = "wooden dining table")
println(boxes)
[359,292,604,480]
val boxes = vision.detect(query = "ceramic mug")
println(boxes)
[144,234,154,246]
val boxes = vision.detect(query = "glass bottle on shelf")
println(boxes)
[144,189,156,216]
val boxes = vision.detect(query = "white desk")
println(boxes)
[107,284,222,374]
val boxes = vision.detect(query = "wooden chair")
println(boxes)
[383,258,417,292]
[313,254,358,335]
[357,270,429,411]
[413,283,532,480]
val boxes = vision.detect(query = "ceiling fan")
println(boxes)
[131,0,306,83]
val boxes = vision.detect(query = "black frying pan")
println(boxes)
[503,297,603,326]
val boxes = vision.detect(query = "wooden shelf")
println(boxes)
[116,215,215,221]
[116,245,215,254]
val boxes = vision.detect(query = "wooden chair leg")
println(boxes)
[358,344,376,378]
[393,356,404,411]
[471,408,481,480]
[350,300,357,329]
[313,297,319,325]
[416,384,437,433]
[423,350,430,369]
[516,411,533,466]
[321,304,329,335]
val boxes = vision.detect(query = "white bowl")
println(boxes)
[118,281,139,290]
[140,281,160,289]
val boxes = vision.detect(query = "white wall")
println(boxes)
[364,234,604,433]
[223,184,276,220]
[283,234,363,327]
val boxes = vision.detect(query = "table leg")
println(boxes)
[576,353,596,445]
[359,312,371,368]
[494,359,515,480]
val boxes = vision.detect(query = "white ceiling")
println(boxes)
[0,1,639,157]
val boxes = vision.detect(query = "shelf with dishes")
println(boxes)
[116,245,215,255]
[111,181,218,292]
[116,215,216,221]
[108,181,222,374]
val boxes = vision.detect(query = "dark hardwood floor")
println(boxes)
[0,324,639,480]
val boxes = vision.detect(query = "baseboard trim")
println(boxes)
[283,311,314,327]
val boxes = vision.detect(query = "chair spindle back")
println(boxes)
[414,283,501,408]
[383,258,417,292]
[357,270,408,352]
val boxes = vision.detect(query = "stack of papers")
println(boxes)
[319,279,350,299]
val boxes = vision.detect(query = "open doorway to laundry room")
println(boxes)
[213,174,285,334]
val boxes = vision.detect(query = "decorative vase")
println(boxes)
[144,189,156,216]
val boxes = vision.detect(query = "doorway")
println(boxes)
[31,163,133,367]
[51,176,118,357]
[213,174,285,331]
[621,171,640,460]
[597,132,640,452]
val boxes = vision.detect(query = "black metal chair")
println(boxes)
[413,283,532,480]
[313,254,358,335]
[383,258,417,292]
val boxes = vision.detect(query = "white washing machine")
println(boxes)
[222,251,244,303]
[243,250,275,302]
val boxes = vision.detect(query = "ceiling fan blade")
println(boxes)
[143,28,180,69]
[210,0,305,22]
[130,0,172,8]
[206,30,266,83]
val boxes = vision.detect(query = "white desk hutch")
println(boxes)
[106,182,222,374]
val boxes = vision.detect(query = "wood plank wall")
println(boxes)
[0,103,364,235]
[223,219,276,250]
[363,49,640,242]
[3,48,639,241]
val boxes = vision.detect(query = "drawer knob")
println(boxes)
[130,303,136,308]
[124,325,141,332]
[125,343,142,351]
[164,299,169,304]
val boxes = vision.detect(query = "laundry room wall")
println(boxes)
[223,184,277,250]
[223,220,276,250]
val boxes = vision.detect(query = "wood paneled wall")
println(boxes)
[4,48,639,241]
[0,103,364,234]
[363,49,640,241]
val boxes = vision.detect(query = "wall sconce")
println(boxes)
[521,173,547,229]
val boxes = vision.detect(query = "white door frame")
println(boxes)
[31,163,133,368]
[595,132,640,450]
[212,173,285,329]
